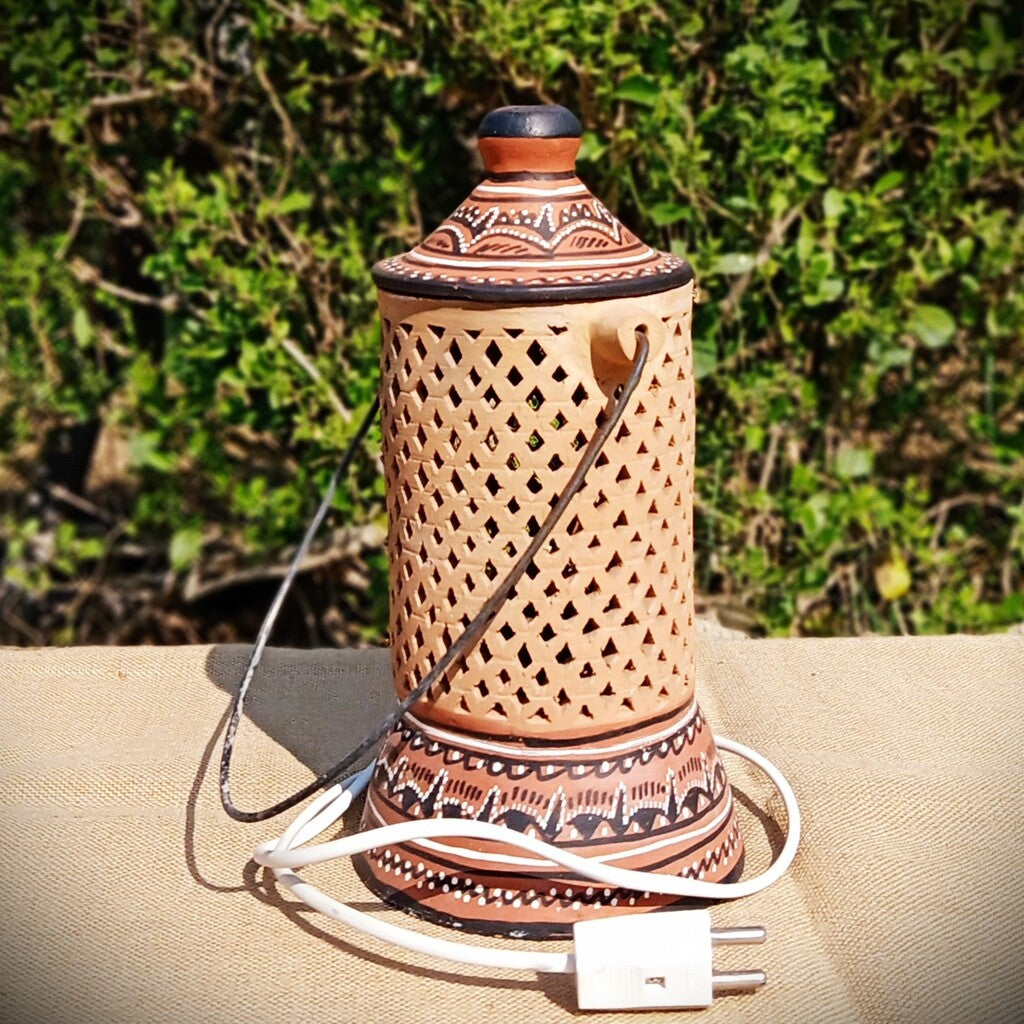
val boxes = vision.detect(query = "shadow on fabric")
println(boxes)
[203,643,397,780]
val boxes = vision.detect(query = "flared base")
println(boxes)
[356,700,744,938]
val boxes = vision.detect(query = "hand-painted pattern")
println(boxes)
[373,173,692,302]
[357,701,744,937]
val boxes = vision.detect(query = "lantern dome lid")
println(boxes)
[372,105,693,304]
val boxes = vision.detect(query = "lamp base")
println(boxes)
[356,700,744,938]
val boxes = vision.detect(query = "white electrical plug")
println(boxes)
[572,909,766,1011]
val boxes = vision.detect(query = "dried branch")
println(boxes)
[757,423,784,492]
[45,482,120,526]
[923,493,1006,520]
[253,60,298,201]
[69,257,179,311]
[280,337,352,423]
[55,193,86,262]
[87,83,191,110]
[181,524,382,604]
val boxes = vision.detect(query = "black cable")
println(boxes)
[220,331,651,822]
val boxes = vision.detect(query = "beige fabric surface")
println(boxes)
[1,635,1022,1024]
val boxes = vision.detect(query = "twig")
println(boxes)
[280,337,351,423]
[0,599,46,646]
[923,493,1005,520]
[757,423,783,492]
[87,83,191,109]
[891,600,910,636]
[55,193,86,262]
[934,1,975,53]
[253,60,298,202]
[62,521,128,626]
[203,0,232,69]
[845,564,862,636]
[69,257,179,311]
[925,492,1006,551]
[85,159,144,227]
[1000,495,1024,598]
[45,482,120,526]
[181,524,382,604]
[263,0,320,32]
[720,202,806,323]
[28,294,61,386]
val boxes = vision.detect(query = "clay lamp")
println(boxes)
[355,105,744,937]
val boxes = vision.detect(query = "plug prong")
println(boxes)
[710,925,766,945]
[712,969,767,993]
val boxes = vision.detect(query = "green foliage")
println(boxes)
[1,0,1022,639]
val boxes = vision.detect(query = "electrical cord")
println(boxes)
[251,734,800,975]
[220,331,652,822]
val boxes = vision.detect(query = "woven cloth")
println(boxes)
[1,636,1022,1024]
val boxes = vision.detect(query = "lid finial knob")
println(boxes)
[477,105,582,175]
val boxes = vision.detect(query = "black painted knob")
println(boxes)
[478,105,582,140]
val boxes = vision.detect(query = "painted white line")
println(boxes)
[474,183,589,197]
[406,247,654,270]
[405,699,697,758]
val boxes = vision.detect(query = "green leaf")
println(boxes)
[50,116,76,146]
[693,338,718,379]
[128,431,175,472]
[773,0,801,22]
[577,131,607,162]
[169,527,203,572]
[648,201,689,226]
[908,304,956,349]
[835,446,873,480]
[871,171,904,196]
[808,277,845,304]
[614,74,660,106]
[257,191,313,219]
[952,237,975,269]
[875,553,911,601]
[822,188,845,220]
[72,308,92,347]
[744,424,766,452]
[277,191,313,215]
[423,74,445,97]
[711,252,756,275]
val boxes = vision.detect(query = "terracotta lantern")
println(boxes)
[356,105,743,937]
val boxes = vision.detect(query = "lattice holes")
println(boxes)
[379,294,696,741]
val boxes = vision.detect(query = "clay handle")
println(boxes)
[607,312,666,365]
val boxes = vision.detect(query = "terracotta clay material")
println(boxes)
[357,106,743,937]
[372,106,691,305]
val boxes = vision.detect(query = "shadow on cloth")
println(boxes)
[241,857,576,1001]
[203,643,397,780]
[186,644,394,892]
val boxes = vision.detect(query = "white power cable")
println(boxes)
[252,734,800,975]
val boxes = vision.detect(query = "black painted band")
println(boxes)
[484,170,578,182]
[372,260,694,305]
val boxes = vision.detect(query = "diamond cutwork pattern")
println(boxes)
[379,298,696,740]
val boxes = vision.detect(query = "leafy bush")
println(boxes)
[1,0,1021,642]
